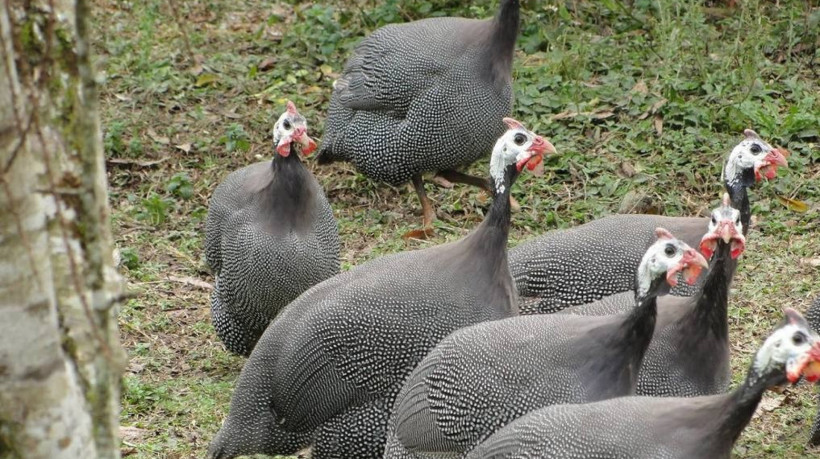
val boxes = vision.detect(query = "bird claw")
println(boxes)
[402,227,435,240]
[432,175,455,189]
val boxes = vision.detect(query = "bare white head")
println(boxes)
[272,101,317,157]
[724,129,788,187]
[489,118,556,195]
[753,308,820,384]
[636,228,708,298]
[699,193,745,260]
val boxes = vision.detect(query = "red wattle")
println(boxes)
[276,141,292,157]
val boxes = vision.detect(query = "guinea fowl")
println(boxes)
[384,229,708,458]
[510,129,787,314]
[465,309,820,459]
[316,1,520,238]
[567,194,746,397]
[206,119,555,459]
[808,296,820,446]
[204,101,340,356]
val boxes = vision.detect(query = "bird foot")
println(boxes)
[402,227,435,240]
[432,175,455,189]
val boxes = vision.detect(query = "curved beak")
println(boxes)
[787,340,820,384]
[295,126,318,155]
[754,148,788,181]
[666,248,709,287]
[699,221,746,260]
[515,135,557,173]
[276,126,317,157]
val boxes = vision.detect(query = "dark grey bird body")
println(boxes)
[316,2,518,186]
[465,310,820,459]
[464,390,763,459]
[565,210,742,397]
[207,118,554,458]
[384,312,653,458]
[510,130,786,314]
[807,296,820,445]
[205,152,340,356]
[383,234,702,457]
[220,202,515,459]
[511,215,705,314]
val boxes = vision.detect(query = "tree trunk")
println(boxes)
[0,1,124,458]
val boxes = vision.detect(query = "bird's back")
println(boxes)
[510,214,707,314]
[389,312,638,456]
[319,17,512,184]
[465,394,732,459]
[206,160,340,354]
[256,232,516,433]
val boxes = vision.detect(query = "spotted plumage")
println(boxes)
[316,1,520,227]
[510,130,787,314]
[465,309,820,459]
[207,121,553,459]
[807,296,820,446]
[383,230,707,458]
[565,195,746,397]
[204,102,340,356]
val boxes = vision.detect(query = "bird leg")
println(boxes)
[436,169,491,190]
[402,175,436,240]
[436,169,521,211]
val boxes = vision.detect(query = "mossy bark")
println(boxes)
[0,1,124,458]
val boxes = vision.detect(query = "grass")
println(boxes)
[92,0,820,457]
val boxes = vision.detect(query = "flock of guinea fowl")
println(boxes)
[197,1,820,458]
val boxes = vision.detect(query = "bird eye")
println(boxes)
[664,244,676,257]
[750,143,761,154]
[735,217,740,225]
[283,120,292,130]
[793,333,806,345]
[711,216,717,224]
[513,133,527,146]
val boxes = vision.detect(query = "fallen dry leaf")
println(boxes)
[801,258,820,268]
[550,111,577,121]
[119,426,148,443]
[106,157,168,168]
[592,110,614,119]
[146,128,170,145]
[620,162,637,177]
[752,394,784,419]
[654,114,663,136]
[188,63,204,76]
[174,143,192,154]
[258,57,276,72]
[168,275,214,291]
[631,80,648,94]
[195,73,220,87]
[220,111,242,120]
[127,360,145,374]
[776,195,809,213]
[649,98,668,113]
[114,93,132,102]
[320,64,334,77]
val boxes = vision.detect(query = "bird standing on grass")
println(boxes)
[510,129,787,313]
[384,228,707,458]
[208,119,555,459]
[204,101,340,357]
[316,0,521,238]
[465,308,820,459]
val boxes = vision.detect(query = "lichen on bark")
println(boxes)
[0,0,124,458]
